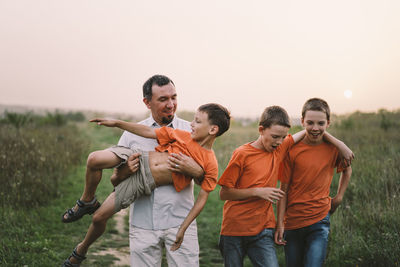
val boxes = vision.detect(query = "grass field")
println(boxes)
[1,109,399,266]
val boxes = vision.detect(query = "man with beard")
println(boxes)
[62,75,203,266]
[118,75,204,267]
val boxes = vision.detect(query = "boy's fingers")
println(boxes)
[274,231,286,245]
[179,152,189,159]
[170,240,182,251]
[170,153,184,160]
[275,188,285,194]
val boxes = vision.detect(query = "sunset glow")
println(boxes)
[344,90,353,99]
[0,1,399,117]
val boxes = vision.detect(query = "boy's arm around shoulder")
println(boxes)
[324,132,355,165]
[291,129,306,144]
[170,188,209,251]
[90,118,156,139]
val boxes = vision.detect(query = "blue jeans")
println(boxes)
[219,228,279,267]
[284,213,331,267]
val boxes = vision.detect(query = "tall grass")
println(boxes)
[0,112,90,266]
[0,112,124,266]
[326,110,400,266]
[0,113,88,207]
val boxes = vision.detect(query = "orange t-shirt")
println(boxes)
[155,127,218,193]
[280,141,344,230]
[218,135,294,236]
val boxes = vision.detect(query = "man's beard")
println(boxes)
[161,115,174,125]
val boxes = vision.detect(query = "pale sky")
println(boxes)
[1,0,400,118]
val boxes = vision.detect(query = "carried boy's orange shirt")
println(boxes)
[155,126,218,193]
[281,141,344,230]
[218,135,294,236]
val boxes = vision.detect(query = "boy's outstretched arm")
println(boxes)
[274,183,289,245]
[219,186,285,203]
[330,166,352,214]
[291,130,306,144]
[170,189,209,251]
[90,119,157,139]
[324,132,355,165]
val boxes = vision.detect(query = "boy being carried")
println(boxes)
[62,103,230,266]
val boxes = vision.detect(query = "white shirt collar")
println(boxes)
[148,114,178,128]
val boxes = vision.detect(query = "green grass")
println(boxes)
[1,110,400,266]
[0,120,126,266]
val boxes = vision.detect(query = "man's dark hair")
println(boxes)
[259,106,291,129]
[142,75,175,101]
[198,103,231,137]
[302,98,331,121]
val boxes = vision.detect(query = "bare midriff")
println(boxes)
[148,151,173,186]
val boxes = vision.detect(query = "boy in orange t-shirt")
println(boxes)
[275,98,353,267]
[62,103,231,266]
[218,106,306,267]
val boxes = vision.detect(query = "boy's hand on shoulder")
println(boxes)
[340,146,355,167]
[90,118,119,127]
[255,187,285,203]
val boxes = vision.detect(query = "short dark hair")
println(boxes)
[142,75,175,101]
[302,98,331,121]
[259,106,291,129]
[198,103,231,137]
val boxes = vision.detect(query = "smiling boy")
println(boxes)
[275,98,353,267]
[62,103,231,266]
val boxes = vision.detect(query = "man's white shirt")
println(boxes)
[117,115,196,230]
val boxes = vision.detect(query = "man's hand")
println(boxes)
[167,153,204,184]
[254,187,285,203]
[274,226,286,246]
[110,153,141,186]
[170,227,185,251]
[126,153,141,173]
[90,118,119,127]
